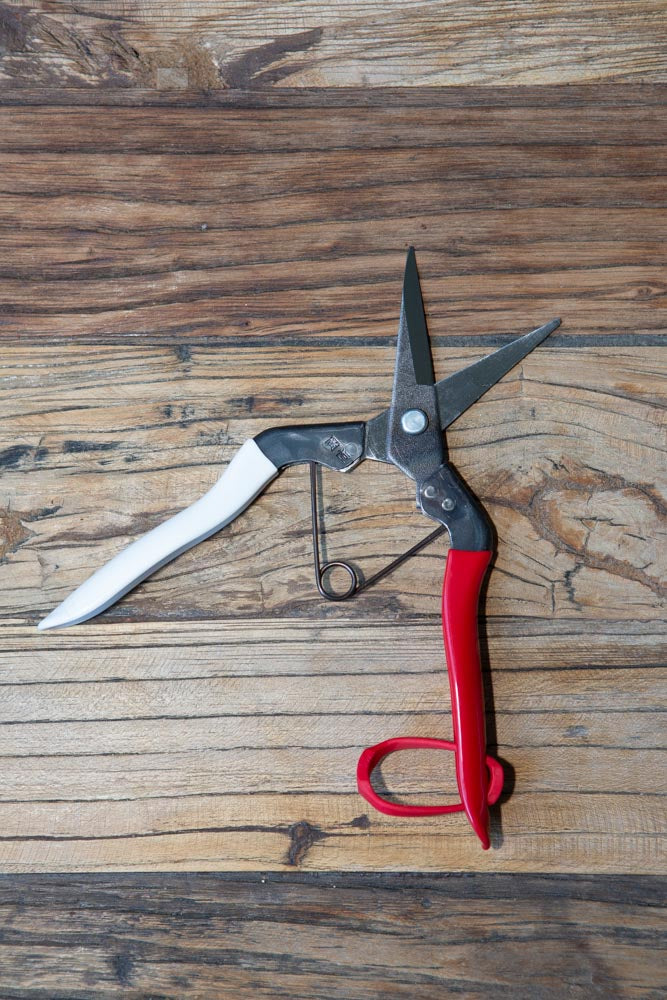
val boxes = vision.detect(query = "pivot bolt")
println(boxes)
[400,409,428,435]
[423,485,437,499]
[441,497,456,511]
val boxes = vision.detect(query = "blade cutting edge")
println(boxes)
[364,318,560,462]
[436,317,561,429]
[403,246,435,386]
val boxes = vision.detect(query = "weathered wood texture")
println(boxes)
[0,92,665,874]
[0,91,666,346]
[0,874,665,999]
[3,344,664,622]
[0,1,666,89]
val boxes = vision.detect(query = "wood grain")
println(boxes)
[1,0,665,982]
[1,342,665,872]
[2,344,664,623]
[0,617,665,873]
[0,91,665,875]
[0,874,664,999]
[0,95,665,347]
[0,1,666,89]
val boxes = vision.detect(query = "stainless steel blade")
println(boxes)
[382,249,444,481]
[403,246,435,386]
[365,318,561,462]
[436,317,561,429]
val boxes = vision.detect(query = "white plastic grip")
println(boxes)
[38,440,279,630]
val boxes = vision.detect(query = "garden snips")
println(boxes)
[39,248,560,849]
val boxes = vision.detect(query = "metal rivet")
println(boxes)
[423,485,437,499]
[441,498,456,511]
[400,409,428,435]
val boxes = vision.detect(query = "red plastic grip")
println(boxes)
[442,548,494,847]
[356,548,501,849]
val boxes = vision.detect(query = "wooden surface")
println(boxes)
[1,90,664,876]
[1,873,664,999]
[1,1,666,88]
[1,3,666,995]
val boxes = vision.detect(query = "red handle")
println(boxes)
[357,548,501,849]
[442,548,494,847]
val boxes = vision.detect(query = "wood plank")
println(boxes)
[0,98,664,345]
[0,2,665,89]
[0,874,664,999]
[1,83,666,108]
[2,103,665,151]
[0,619,664,873]
[2,344,663,623]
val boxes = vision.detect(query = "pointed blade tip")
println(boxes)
[539,317,561,337]
[400,245,435,386]
[525,317,561,346]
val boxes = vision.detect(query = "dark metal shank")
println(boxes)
[255,249,559,567]
[255,422,365,472]
[256,417,493,553]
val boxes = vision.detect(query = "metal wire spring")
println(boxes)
[309,462,446,601]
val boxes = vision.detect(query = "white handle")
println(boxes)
[38,439,279,630]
